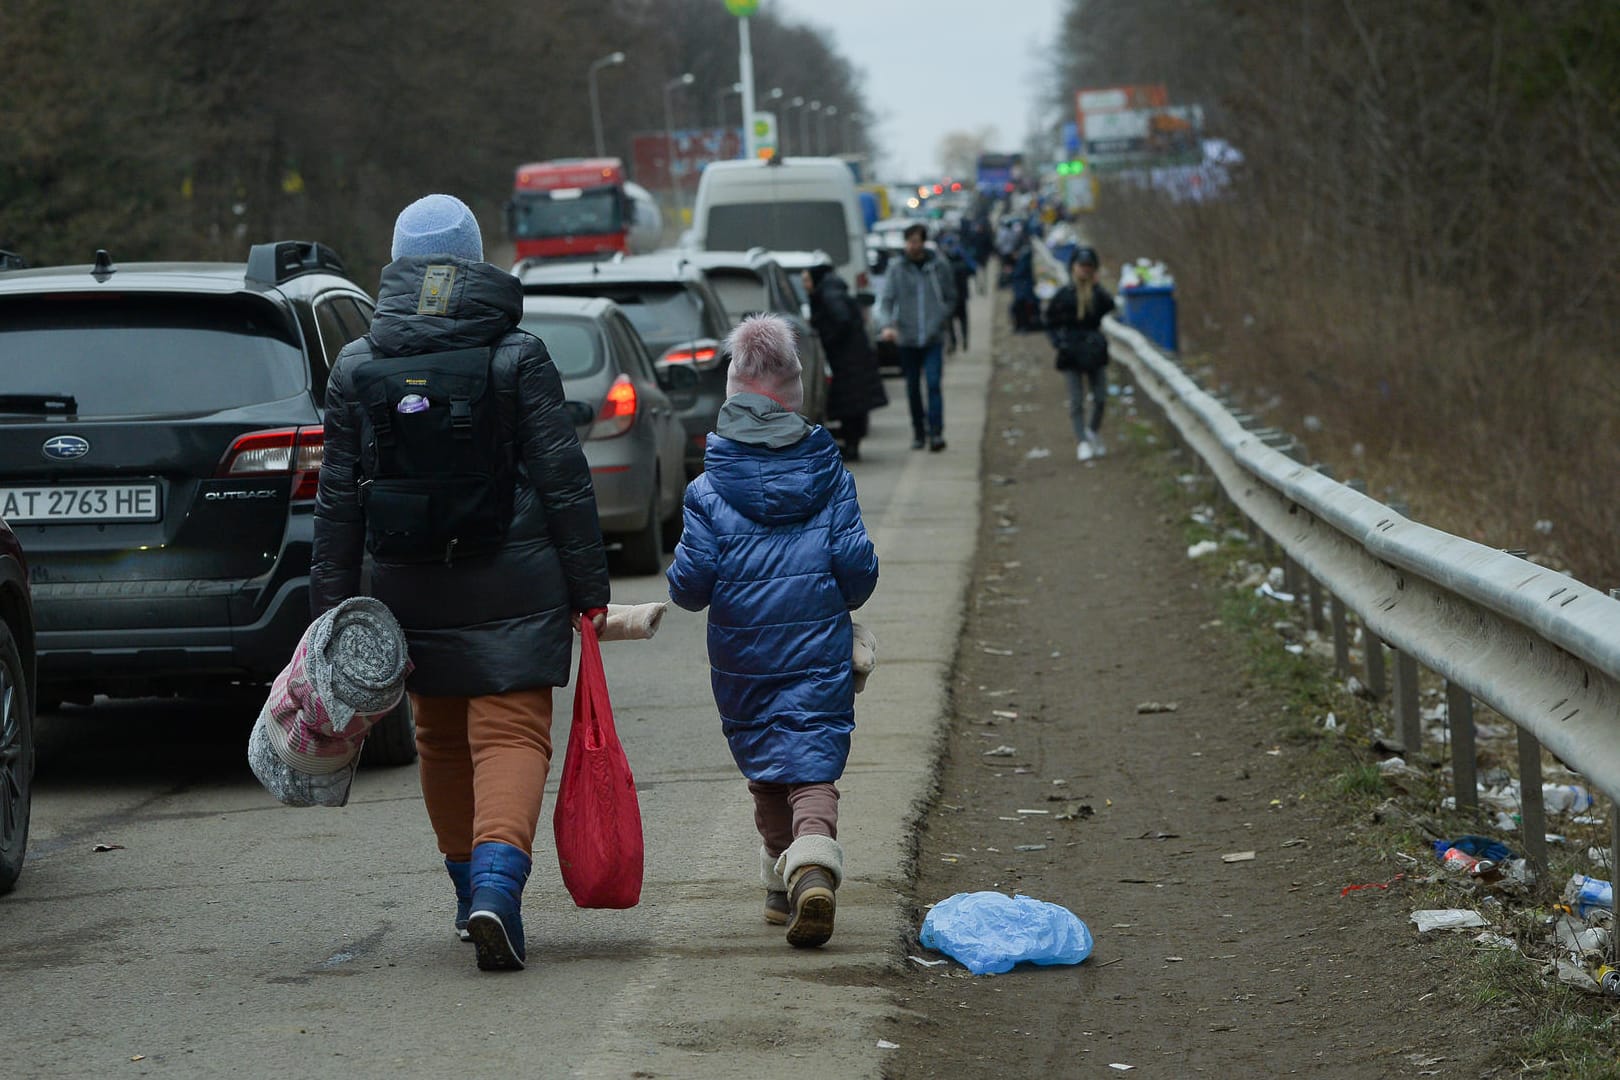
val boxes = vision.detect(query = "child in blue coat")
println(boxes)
[667,314,879,948]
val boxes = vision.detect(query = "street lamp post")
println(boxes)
[588,51,626,159]
[714,81,743,129]
[842,110,862,155]
[821,105,838,154]
[802,100,821,157]
[663,72,696,216]
[783,96,805,156]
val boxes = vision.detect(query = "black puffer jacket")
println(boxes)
[810,271,888,421]
[310,257,610,696]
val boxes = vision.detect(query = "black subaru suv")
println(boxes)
[0,243,414,763]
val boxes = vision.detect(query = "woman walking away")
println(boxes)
[1044,246,1117,461]
[311,193,611,973]
[667,314,879,948]
[804,266,887,462]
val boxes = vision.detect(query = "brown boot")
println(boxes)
[785,865,836,948]
[765,890,791,925]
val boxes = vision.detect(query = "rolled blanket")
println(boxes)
[852,621,877,693]
[599,601,668,642]
[248,597,412,807]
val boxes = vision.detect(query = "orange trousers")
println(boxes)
[411,689,554,860]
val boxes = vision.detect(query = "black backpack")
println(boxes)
[349,345,512,564]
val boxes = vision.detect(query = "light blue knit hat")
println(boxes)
[391,193,483,261]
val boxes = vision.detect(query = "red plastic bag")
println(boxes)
[553,618,644,908]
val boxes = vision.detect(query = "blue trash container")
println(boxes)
[1121,284,1178,352]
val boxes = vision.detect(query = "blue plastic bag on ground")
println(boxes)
[919,891,1093,975]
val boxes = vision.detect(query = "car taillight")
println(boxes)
[217,426,324,500]
[662,346,721,370]
[588,375,637,440]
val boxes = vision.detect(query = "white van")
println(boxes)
[691,157,869,297]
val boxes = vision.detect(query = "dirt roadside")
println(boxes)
[875,311,1501,1079]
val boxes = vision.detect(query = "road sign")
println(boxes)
[724,0,759,15]
[751,111,777,158]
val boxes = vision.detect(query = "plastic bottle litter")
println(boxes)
[919,891,1093,975]
[1562,874,1614,919]
[1542,783,1597,815]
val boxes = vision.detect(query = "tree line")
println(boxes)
[0,0,872,276]
[1047,0,1620,581]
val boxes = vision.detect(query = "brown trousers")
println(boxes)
[411,689,554,861]
[748,780,840,859]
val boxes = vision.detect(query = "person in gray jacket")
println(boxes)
[311,193,610,973]
[877,223,957,452]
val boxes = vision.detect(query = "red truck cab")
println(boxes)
[507,159,658,263]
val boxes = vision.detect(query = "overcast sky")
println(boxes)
[766,0,1067,179]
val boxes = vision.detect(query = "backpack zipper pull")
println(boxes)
[444,538,458,566]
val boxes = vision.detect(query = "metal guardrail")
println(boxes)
[1100,313,1620,888]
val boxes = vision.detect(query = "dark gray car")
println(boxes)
[517,254,732,479]
[518,296,693,575]
[684,249,829,424]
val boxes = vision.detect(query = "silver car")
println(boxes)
[519,296,694,575]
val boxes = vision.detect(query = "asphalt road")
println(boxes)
[0,289,991,1080]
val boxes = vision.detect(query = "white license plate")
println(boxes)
[0,484,162,523]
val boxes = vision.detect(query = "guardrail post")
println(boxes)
[1516,729,1549,873]
[1330,595,1350,676]
[1446,681,1477,815]
[1283,555,1303,599]
[1611,807,1619,963]
[1365,631,1387,698]
[1306,574,1325,634]
[1393,650,1422,756]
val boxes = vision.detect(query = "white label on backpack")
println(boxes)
[418,265,457,315]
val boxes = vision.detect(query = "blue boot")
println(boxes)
[466,842,531,971]
[445,858,473,942]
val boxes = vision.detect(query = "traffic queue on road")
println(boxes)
[0,152,999,898]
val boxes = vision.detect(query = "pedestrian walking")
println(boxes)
[666,314,879,949]
[939,232,976,353]
[877,223,957,452]
[803,266,888,462]
[311,193,611,973]
[1044,245,1117,461]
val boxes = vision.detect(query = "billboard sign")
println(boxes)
[631,127,745,190]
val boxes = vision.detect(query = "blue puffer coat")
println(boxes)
[667,396,879,783]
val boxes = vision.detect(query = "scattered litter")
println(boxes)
[1222,851,1256,863]
[1340,873,1404,897]
[1411,909,1488,933]
[1024,448,1052,460]
[1377,756,1427,782]
[1543,784,1597,815]
[909,955,948,967]
[1016,808,1050,815]
[1562,874,1613,919]
[918,891,1094,975]
[1015,844,1049,852]
[1473,931,1517,951]
[1554,959,1601,993]
[981,646,1015,656]
[1255,581,1295,603]
[1320,712,1338,730]
[877,1039,900,1049]
[1055,803,1094,821]
[1284,644,1305,655]
[991,709,1019,720]
[1136,701,1179,714]
[1165,956,1185,962]
[983,745,1017,758]
[1186,540,1219,559]
[1554,918,1610,956]
[92,843,125,853]
[1534,519,1554,535]
[1109,1065,1134,1072]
